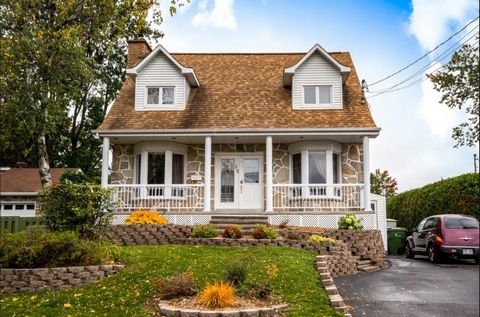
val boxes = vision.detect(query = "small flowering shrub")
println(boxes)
[125,210,168,225]
[198,282,236,308]
[338,213,364,230]
[155,271,197,299]
[307,234,336,245]
[192,224,218,238]
[223,225,242,239]
[252,225,278,239]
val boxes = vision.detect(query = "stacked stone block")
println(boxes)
[1,265,124,293]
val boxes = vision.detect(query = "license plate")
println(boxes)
[463,249,473,255]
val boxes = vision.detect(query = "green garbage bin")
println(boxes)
[387,227,408,255]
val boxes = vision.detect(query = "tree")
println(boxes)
[0,0,185,186]
[370,169,398,198]
[428,36,479,147]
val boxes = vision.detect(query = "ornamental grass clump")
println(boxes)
[192,224,218,238]
[155,271,197,299]
[197,282,236,309]
[307,234,336,245]
[224,258,249,286]
[125,210,168,225]
[338,213,364,230]
[223,225,242,239]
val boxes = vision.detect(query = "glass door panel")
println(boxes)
[220,159,235,203]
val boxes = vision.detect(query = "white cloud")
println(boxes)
[408,0,478,51]
[193,0,237,30]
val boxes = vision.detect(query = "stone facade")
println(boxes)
[110,144,134,184]
[1,265,124,293]
[341,143,363,184]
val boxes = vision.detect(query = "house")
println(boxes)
[94,39,384,229]
[0,167,72,216]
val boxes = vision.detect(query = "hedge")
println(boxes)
[387,173,479,230]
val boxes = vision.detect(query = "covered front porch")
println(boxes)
[99,129,376,214]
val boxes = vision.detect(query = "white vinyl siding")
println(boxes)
[135,53,190,110]
[292,52,343,109]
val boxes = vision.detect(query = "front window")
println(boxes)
[292,153,302,184]
[303,85,332,106]
[148,153,165,184]
[308,152,326,184]
[146,87,175,106]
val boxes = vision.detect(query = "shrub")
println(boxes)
[155,271,197,299]
[387,173,480,230]
[192,224,218,238]
[251,225,278,240]
[125,210,168,225]
[198,282,235,309]
[307,234,336,245]
[224,258,249,286]
[223,225,242,239]
[338,214,364,230]
[0,227,119,268]
[38,181,113,239]
[59,170,99,184]
[286,230,301,240]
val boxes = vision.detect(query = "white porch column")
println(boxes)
[266,136,273,212]
[101,137,110,187]
[165,151,173,197]
[204,136,212,212]
[363,136,372,211]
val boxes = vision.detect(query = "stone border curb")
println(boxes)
[158,301,289,317]
[0,264,125,293]
[315,255,352,317]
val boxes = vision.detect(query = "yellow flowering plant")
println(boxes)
[125,210,168,225]
[307,234,336,245]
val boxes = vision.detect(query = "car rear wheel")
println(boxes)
[405,243,415,259]
[428,245,441,263]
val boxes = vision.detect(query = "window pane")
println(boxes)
[318,86,331,104]
[304,86,316,104]
[308,152,326,184]
[147,87,159,104]
[15,204,25,210]
[26,204,35,210]
[4,204,13,210]
[148,153,165,184]
[243,159,259,183]
[292,153,302,184]
[136,154,142,184]
[444,217,479,229]
[333,153,339,184]
[221,159,235,202]
[162,87,174,104]
[172,154,184,184]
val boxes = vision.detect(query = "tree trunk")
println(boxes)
[37,133,52,188]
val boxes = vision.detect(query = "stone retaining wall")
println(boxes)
[1,265,124,293]
[158,301,289,317]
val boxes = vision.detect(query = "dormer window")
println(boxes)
[146,87,175,106]
[303,85,332,106]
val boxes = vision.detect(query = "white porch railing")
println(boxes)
[108,184,204,213]
[272,183,364,212]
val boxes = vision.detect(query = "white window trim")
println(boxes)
[289,150,342,198]
[301,84,334,109]
[144,86,177,108]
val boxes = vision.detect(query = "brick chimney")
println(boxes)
[127,38,152,68]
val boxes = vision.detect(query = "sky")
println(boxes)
[152,0,479,192]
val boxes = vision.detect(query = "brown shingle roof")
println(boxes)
[98,52,376,131]
[0,168,72,193]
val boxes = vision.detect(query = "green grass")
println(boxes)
[0,245,340,317]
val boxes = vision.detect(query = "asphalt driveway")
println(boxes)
[335,256,479,317]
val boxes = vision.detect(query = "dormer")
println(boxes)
[284,44,350,110]
[126,40,199,111]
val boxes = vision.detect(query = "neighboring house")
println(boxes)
[0,167,71,217]
[94,39,383,229]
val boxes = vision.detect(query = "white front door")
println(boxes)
[215,154,263,210]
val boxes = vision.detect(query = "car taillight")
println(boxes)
[435,235,444,245]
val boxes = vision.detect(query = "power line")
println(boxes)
[367,16,479,87]
[367,30,479,95]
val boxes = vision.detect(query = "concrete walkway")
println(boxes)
[335,256,479,317]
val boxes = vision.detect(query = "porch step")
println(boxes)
[210,216,269,235]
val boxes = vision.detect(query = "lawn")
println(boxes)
[0,245,341,317]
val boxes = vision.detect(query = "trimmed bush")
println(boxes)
[252,225,278,239]
[192,224,218,238]
[387,173,480,230]
[0,227,120,268]
[38,181,113,238]
[125,210,168,225]
[338,214,364,230]
[198,282,235,309]
[223,225,242,239]
[155,271,197,299]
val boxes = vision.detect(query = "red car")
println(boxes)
[405,214,479,263]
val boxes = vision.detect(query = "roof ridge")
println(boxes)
[171,51,349,55]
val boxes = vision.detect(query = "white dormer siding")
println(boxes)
[292,52,343,109]
[135,53,189,110]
